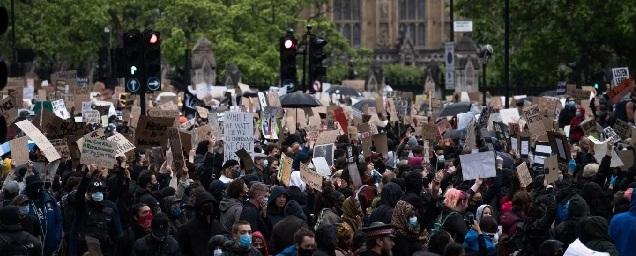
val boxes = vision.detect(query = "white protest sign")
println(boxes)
[15,120,61,162]
[457,112,475,130]
[223,112,254,163]
[588,136,623,167]
[499,108,521,125]
[81,136,117,168]
[612,67,629,86]
[262,107,279,140]
[52,99,71,119]
[107,133,136,157]
[82,110,101,124]
[459,151,497,180]
[603,127,621,144]
[312,157,332,177]
[516,162,533,188]
[82,101,93,113]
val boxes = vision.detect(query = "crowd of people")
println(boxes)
[0,80,635,256]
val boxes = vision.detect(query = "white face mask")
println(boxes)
[213,248,223,256]
[263,159,269,167]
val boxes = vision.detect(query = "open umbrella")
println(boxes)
[326,85,361,97]
[280,91,321,108]
[437,102,472,118]
[352,99,375,111]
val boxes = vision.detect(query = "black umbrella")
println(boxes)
[437,102,472,118]
[280,91,322,108]
[326,85,361,97]
[352,99,375,111]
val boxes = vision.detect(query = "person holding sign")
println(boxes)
[569,106,586,143]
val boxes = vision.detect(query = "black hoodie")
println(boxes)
[369,182,403,224]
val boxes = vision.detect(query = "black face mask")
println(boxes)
[298,248,315,256]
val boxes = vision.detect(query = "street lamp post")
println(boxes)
[480,44,493,106]
[504,0,510,108]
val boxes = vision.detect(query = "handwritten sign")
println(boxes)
[421,122,440,142]
[81,136,117,168]
[608,78,634,104]
[51,99,71,119]
[223,112,254,163]
[522,105,547,137]
[459,151,497,180]
[316,130,339,145]
[167,128,186,171]
[277,154,293,186]
[516,162,533,188]
[15,120,61,162]
[300,163,323,192]
[82,110,101,124]
[0,96,18,123]
[612,67,629,85]
[50,139,70,158]
[9,136,29,166]
[135,116,175,148]
[613,119,632,140]
[107,133,136,157]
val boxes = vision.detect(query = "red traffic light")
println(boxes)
[149,33,159,44]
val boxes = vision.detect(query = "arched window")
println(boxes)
[333,0,361,48]
[399,0,426,48]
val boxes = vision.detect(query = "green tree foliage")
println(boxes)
[1,0,356,86]
[456,0,636,87]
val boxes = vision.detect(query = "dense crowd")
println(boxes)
[0,81,636,256]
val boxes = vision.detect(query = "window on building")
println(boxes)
[399,0,426,48]
[333,0,361,47]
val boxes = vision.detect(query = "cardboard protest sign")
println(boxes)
[522,105,547,137]
[358,123,372,158]
[421,122,440,142]
[262,106,280,140]
[313,144,334,167]
[608,78,634,104]
[50,139,70,158]
[372,134,389,157]
[107,133,136,157]
[316,130,339,145]
[588,136,624,167]
[81,136,117,168]
[571,89,591,102]
[0,96,18,124]
[277,154,293,186]
[312,157,332,177]
[580,119,598,135]
[10,136,29,166]
[193,124,212,145]
[613,119,632,140]
[134,116,174,149]
[516,162,533,188]
[300,163,323,192]
[544,155,560,184]
[463,121,477,152]
[267,92,281,107]
[334,107,349,134]
[459,151,497,180]
[148,107,180,126]
[603,127,621,144]
[223,112,254,163]
[499,108,521,125]
[15,120,61,162]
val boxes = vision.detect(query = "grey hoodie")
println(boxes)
[219,197,243,233]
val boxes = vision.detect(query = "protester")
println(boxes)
[269,200,308,254]
[133,212,181,256]
[0,206,43,256]
[177,191,225,256]
[360,222,395,256]
[225,220,262,256]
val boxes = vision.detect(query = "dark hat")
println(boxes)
[139,194,160,210]
[25,174,43,188]
[0,206,23,231]
[361,222,395,238]
[208,179,227,192]
[222,159,239,170]
[151,212,170,238]
[88,180,107,192]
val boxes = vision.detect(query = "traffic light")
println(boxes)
[143,30,161,92]
[0,6,8,90]
[123,30,143,93]
[280,30,297,90]
[308,35,327,93]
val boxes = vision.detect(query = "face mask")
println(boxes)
[568,159,576,173]
[91,192,104,202]
[213,248,223,256]
[170,206,182,218]
[137,212,154,232]
[408,216,418,228]
[437,155,445,163]
[298,248,315,256]
[263,159,268,167]
[239,234,252,248]
[18,206,29,217]
[567,101,576,107]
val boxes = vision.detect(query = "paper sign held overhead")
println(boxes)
[223,112,254,163]
[15,120,61,162]
[544,155,560,184]
[516,162,533,188]
[300,163,323,192]
[9,136,29,166]
[107,133,136,157]
[459,151,497,180]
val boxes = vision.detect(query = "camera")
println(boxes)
[465,213,475,227]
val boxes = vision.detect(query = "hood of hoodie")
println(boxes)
[380,182,403,207]
[268,186,288,208]
[219,197,242,212]
[568,194,590,219]
[284,200,306,220]
[195,192,216,210]
[315,224,337,252]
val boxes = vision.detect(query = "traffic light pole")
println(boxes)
[140,89,146,116]
[302,25,312,92]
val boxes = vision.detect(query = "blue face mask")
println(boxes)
[408,216,418,229]
[568,159,576,173]
[239,234,252,248]
[170,206,182,218]
[18,206,29,217]
[91,192,104,202]
[437,155,445,163]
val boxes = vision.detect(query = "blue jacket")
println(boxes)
[28,191,63,256]
[276,244,297,256]
[609,192,636,256]
[463,229,496,256]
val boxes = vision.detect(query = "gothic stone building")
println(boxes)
[304,0,481,93]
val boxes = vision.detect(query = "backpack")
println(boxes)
[0,232,35,256]
[431,211,459,235]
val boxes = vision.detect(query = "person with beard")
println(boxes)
[133,213,181,256]
[0,206,42,256]
[224,220,262,256]
[221,179,248,233]
[360,222,395,256]
[23,174,63,256]
[369,182,403,225]
[177,191,225,256]
[115,203,153,256]
[68,173,123,256]
[239,182,271,239]
[276,228,316,256]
